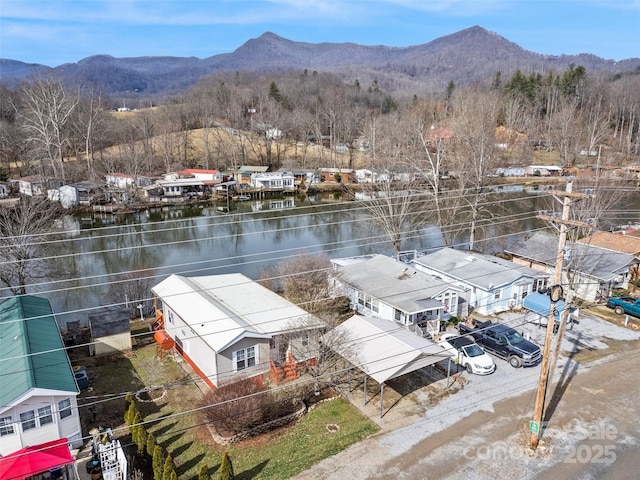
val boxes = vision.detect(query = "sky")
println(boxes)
[1,0,639,67]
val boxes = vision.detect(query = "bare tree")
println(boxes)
[17,76,78,181]
[0,197,61,294]
[106,268,156,317]
[72,92,106,180]
[352,176,427,257]
[277,253,332,313]
[448,88,501,249]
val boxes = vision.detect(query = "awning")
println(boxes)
[523,292,567,321]
[0,438,74,480]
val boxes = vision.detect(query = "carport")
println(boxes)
[329,314,451,417]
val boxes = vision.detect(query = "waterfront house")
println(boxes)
[412,247,550,315]
[330,254,463,338]
[151,274,323,389]
[505,233,639,302]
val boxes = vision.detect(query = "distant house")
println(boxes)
[495,167,526,177]
[155,178,204,199]
[151,274,323,389]
[277,168,319,186]
[0,296,82,456]
[224,166,270,185]
[57,181,102,208]
[505,233,639,302]
[180,169,222,184]
[319,168,356,183]
[330,254,464,338]
[577,230,640,257]
[412,247,550,316]
[88,306,132,356]
[105,173,154,189]
[525,165,563,176]
[250,171,295,193]
[17,175,57,196]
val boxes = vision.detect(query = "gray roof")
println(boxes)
[0,296,77,408]
[88,306,131,338]
[506,233,638,282]
[333,254,460,314]
[330,315,449,384]
[413,247,545,290]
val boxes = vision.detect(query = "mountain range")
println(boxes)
[1,26,638,98]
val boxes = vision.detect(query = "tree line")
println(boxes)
[0,65,638,185]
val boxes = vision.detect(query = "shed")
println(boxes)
[88,306,132,356]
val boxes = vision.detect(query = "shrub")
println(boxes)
[198,464,211,480]
[152,445,164,480]
[200,378,301,436]
[218,452,234,480]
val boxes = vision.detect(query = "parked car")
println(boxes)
[438,333,496,375]
[458,320,542,368]
[606,295,640,318]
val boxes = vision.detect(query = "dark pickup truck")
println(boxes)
[458,320,542,368]
[606,296,640,318]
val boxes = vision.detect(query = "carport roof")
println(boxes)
[329,315,450,384]
[523,291,568,321]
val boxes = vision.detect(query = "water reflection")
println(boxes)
[23,187,640,326]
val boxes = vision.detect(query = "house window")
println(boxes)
[301,333,310,347]
[38,406,53,426]
[494,289,502,300]
[234,346,256,371]
[370,298,379,313]
[20,410,36,431]
[534,278,548,292]
[167,310,174,325]
[0,416,15,436]
[58,398,72,420]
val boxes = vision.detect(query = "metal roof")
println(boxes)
[0,296,78,409]
[333,254,462,314]
[523,292,567,321]
[151,274,320,353]
[413,247,545,290]
[329,315,449,384]
[506,233,637,282]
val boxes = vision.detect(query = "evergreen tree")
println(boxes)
[125,398,137,425]
[136,423,147,455]
[162,454,174,480]
[198,464,211,480]
[146,432,156,457]
[130,411,139,443]
[152,446,164,480]
[268,81,282,102]
[218,452,234,480]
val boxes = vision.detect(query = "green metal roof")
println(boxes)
[0,296,78,408]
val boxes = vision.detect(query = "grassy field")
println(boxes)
[83,336,378,480]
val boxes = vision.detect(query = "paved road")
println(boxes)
[294,316,640,480]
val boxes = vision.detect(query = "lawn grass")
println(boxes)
[118,343,379,479]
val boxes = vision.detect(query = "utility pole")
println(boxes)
[530,180,592,449]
